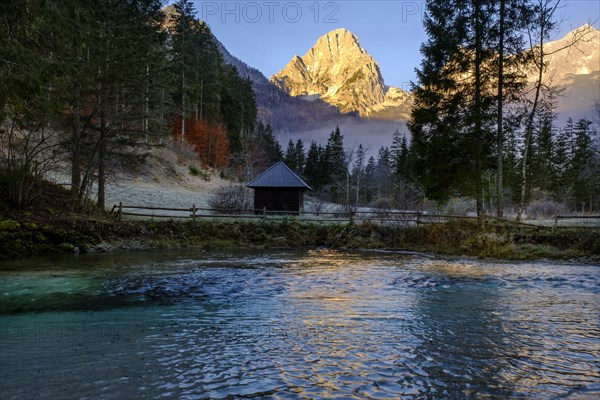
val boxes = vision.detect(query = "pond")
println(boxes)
[0,249,598,399]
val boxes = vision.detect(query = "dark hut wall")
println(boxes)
[254,188,304,214]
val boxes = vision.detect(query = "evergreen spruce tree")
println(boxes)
[324,127,347,201]
[294,139,306,173]
[529,102,556,196]
[284,140,297,171]
[171,0,200,141]
[410,0,530,215]
[352,144,367,207]
[376,147,392,200]
[304,141,325,190]
[552,125,573,204]
[325,127,346,178]
[364,156,377,203]
[255,123,282,165]
[570,118,594,210]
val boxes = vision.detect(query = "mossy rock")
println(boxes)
[15,230,33,242]
[30,243,60,255]
[202,239,236,250]
[0,231,10,242]
[0,240,28,257]
[0,220,20,231]
[52,228,69,241]
[22,222,38,231]
[57,243,78,253]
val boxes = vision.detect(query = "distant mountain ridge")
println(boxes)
[538,24,600,118]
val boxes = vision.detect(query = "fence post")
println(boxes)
[118,202,122,222]
[192,204,196,221]
[262,206,267,220]
[349,210,354,225]
[416,211,420,227]
[554,215,558,229]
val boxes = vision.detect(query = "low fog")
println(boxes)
[276,118,411,158]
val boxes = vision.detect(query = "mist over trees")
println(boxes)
[275,126,423,211]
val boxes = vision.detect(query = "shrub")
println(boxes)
[188,164,211,181]
[525,200,567,220]
[443,197,476,216]
[305,196,332,215]
[208,184,252,214]
[188,165,201,176]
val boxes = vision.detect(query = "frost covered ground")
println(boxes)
[48,144,228,217]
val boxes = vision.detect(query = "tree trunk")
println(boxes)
[71,95,82,206]
[355,174,360,208]
[97,115,106,209]
[181,69,186,141]
[496,0,505,218]
[144,64,149,142]
[98,14,110,210]
[473,0,484,216]
[517,15,546,221]
[346,170,350,213]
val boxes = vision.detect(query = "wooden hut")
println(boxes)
[246,161,312,214]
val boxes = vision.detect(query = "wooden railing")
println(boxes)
[109,203,599,229]
[110,202,477,226]
[553,215,600,228]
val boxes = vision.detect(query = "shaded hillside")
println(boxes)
[214,39,351,133]
[163,4,347,133]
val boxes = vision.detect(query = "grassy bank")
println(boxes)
[1,214,599,260]
[1,182,598,260]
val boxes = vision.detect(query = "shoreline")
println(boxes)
[1,217,598,263]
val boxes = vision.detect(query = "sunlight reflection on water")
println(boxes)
[0,249,598,399]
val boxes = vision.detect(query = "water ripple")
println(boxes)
[1,250,599,399]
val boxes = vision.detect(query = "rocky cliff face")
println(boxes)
[538,25,599,117]
[271,28,411,119]
[541,24,599,82]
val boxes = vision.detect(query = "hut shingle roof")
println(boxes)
[246,162,312,189]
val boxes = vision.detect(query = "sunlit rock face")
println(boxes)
[271,28,412,119]
[536,25,600,117]
[540,24,599,83]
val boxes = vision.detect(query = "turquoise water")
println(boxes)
[1,249,599,399]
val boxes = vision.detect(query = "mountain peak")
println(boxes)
[320,27,357,39]
[310,28,365,59]
[271,29,411,119]
[323,27,359,42]
[271,29,398,116]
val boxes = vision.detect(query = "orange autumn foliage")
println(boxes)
[171,116,231,168]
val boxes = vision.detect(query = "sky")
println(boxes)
[172,0,600,88]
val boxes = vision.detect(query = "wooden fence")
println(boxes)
[109,202,600,229]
